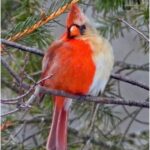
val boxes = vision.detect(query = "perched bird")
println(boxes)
[40,4,114,150]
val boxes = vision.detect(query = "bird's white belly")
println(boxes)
[88,46,114,96]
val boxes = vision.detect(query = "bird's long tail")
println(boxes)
[46,96,69,150]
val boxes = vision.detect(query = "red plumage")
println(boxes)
[40,4,114,150]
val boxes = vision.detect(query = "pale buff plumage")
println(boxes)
[76,24,114,96]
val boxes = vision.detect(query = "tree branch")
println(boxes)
[1,81,149,117]
[1,84,149,115]
[1,78,20,93]
[38,86,149,108]
[118,18,149,42]
[7,0,79,42]
[115,61,149,71]
[111,73,149,91]
[1,57,30,90]
[1,39,44,56]
[1,108,20,117]
[1,74,53,103]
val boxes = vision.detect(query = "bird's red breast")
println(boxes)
[41,35,95,95]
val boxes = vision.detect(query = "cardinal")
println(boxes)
[40,4,114,150]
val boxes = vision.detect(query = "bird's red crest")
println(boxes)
[66,4,86,27]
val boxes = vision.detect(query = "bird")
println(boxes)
[40,4,114,150]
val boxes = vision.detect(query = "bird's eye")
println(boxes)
[81,25,86,30]
[80,25,86,35]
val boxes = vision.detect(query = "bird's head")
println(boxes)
[66,4,95,39]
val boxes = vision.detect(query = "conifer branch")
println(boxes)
[7,0,79,42]
[118,18,149,42]
[1,39,44,56]
[1,84,149,117]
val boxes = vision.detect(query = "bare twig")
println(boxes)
[1,75,53,102]
[1,100,18,105]
[115,61,149,71]
[1,57,22,84]
[0,75,53,117]
[69,128,113,149]
[1,85,149,117]
[106,108,142,136]
[82,104,100,150]
[1,78,20,93]
[122,102,149,125]
[1,108,20,117]
[1,57,30,89]
[3,83,147,109]
[38,86,149,108]
[119,108,142,145]
[111,73,149,91]
[118,18,149,42]
[1,39,44,56]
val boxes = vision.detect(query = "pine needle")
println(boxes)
[7,0,79,42]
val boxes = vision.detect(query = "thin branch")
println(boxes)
[122,102,149,125]
[1,74,53,102]
[115,61,149,71]
[39,86,149,108]
[69,128,116,150]
[111,73,149,91]
[1,39,44,56]
[1,108,19,117]
[22,128,48,143]
[1,78,20,93]
[82,104,100,150]
[1,84,149,117]
[1,57,30,89]
[1,57,22,83]
[12,114,48,124]
[1,100,18,105]
[2,83,149,109]
[106,109,145,136]
[118,18,149,42]
[0,75,53,117]
[119,108,142,145]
